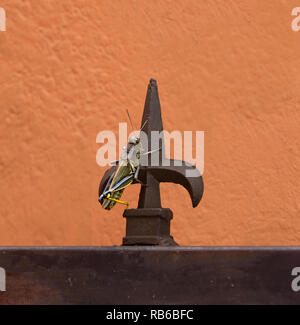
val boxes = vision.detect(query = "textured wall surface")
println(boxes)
[0,1,300,246]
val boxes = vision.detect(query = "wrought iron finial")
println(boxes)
[99,79,204,245]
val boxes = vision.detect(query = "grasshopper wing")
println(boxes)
[99,166,117,198]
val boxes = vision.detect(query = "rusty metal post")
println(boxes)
[99,79,204,245]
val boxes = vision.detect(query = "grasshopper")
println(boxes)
[99,111,152,210]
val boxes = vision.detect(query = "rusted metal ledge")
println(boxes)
[0,247,300,305]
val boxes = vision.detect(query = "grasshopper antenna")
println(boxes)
[140,119,148,132]
[126,109,135,132]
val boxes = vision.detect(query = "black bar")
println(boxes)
[0,247,300,305]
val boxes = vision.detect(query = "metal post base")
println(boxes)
[122,208,178,246]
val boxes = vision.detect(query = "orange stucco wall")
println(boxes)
[0,1,300,246]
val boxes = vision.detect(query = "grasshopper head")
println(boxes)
[128,135,140,145]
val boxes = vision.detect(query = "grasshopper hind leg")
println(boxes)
[106,193,129,208]
[108,197,129,208]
